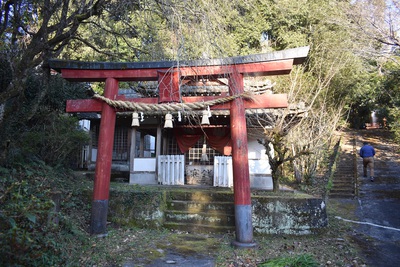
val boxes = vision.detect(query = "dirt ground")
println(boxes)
[79,214,362,267]
[76,129,399,267]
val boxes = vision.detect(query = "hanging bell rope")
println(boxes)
[92,91,254,112]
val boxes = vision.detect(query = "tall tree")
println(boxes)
[346,0,400,50]
[341,0,400,139]
[251,0,381,190]
[0,0,109,123]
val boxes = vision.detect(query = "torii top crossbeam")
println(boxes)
[48,46,309,247]
[49,46,309,81]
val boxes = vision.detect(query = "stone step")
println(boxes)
[335,171,354,176]
[164,210,235,227]
[334,168,355,171]
[167,190,234,202]
[332,174,356,179]
[329,141,357,199]
[330,185,354,191]
[332,186,354,190]
[335,166,354,170]
[165,191,235,233]
[337,160,355,164]
[334,167,354,170]
[332,176,354,181]
[333,172,354,175]
[163,222,235,233]
[333,179,354,186]
[329,192,355,198]
[330,188,354,194]
[335,171,352,175]
[333,176,354,180]
[168,200,234,214]
[332,182,354,186]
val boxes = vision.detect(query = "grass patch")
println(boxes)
[259,254,318,267]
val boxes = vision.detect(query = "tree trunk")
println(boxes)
[271,167,281,192]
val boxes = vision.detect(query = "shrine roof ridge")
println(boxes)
[49,46,309,71]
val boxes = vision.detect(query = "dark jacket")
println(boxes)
[360,144,375,158]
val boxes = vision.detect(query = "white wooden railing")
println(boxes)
[213,156,233,187]
[157,155,185,185]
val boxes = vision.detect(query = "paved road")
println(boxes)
[352,130,400,267]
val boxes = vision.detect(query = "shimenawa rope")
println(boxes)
[92,91,254,112]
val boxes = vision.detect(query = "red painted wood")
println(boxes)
[59,60,294,81]
[66,99,103,112]
[66,93,289,113]
[93,78,118,201]
[180,60,294,77]
[158,70,180,103]
[208,93,288,109]
[60,69,160,82]
[229,70,251,206]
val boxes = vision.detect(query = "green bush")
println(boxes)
[389,107,400,145]
[20,112,90,167]
[0,162,89,266]
[0,73,90,168]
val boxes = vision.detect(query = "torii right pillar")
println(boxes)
[229,69,256,248]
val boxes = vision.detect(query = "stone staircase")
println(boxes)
[329,133,358,198]
[163,189,236,233]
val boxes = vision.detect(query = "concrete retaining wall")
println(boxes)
[106,187,327,235]
[252,197,327,235]
[108,189,166,228]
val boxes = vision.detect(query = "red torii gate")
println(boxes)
[49,46,309,247]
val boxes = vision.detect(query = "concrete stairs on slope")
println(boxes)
[163,189,236,233]
[329,134,358,199]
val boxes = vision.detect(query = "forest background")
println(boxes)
[0,0,399,266]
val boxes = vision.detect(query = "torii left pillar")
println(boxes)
[91,77,118,235]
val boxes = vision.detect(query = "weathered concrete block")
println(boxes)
[129,172,157,184]
[108,189,165,228]
[250,175,273,190]
[252,197,327,235]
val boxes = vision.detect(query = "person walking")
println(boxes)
[360,141,376,181]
